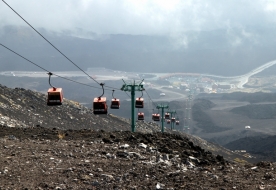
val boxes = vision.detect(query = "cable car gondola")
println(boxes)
[135,91,144,108]
[135,98,144,108]
[167,119,171,124]
[47,72,63,106]
[152,112,160,122]
[93,83,108,114]
[171,117,176,122]
[110,90,120,109]
[110,98,120,109]
[176,120,180,125]
[47,88,63,106]
[165,113,170,119]
[137,112,144,120]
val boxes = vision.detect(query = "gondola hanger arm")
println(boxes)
[48,72,56,90]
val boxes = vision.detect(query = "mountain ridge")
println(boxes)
[2,25,276,75]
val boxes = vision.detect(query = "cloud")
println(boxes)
[264,0,276,11]
[1,0,276,37]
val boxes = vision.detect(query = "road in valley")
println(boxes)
[151,86,187,102]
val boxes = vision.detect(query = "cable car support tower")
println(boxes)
[121,79,145,132]
[167,110,177,130]
[156,104,169,133]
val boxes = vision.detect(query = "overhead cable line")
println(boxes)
[0,43,131,98]
[2,0,99,85]
[124,91,131,99]
[0,43,103,90]
[2,0,126,93]
[144,89,158,107]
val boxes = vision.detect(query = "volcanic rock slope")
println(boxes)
[1,84,276,189]
[0,84,245,159]
[0,84,169,133]
[192,94,276,145]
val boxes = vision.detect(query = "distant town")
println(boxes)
[1,59,276,96]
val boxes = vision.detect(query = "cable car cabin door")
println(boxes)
[93,97,108,114]
[110,98,120,109]
[47,88,63,106]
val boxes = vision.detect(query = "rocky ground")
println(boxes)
[1,84,276,189]
[0,84,168,133]
[0,84,247,162]
[1,126,276,189]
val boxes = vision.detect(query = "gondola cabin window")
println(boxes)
[47,88,63,106]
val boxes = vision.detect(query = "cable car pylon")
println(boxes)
[167,110,177,130]
[121,79,144,132]
[156,104,169,133]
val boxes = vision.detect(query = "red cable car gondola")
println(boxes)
[110,90,120,109]
[152,113,160,121]
[135,97,144,108]
[165,113,170,119]
[47,87,63,106]
[137,112,144,120]
[47,72,63,106]
[171,117,176,122]
[93,83,108,114]
[93,97,108,114]
[110,99,120,109]
[135,91,144,108]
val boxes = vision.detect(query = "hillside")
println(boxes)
[225,135,276,161]
[2,84,276,188]
[0,84,249,161]
[0,83,152,132]
[2,25,276,75]
[193,93,276,145]
[1,124,276,189]
[3,126,276,189]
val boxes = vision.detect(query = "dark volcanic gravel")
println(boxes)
[1,126,276,189]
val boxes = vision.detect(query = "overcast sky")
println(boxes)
[1,0,276,36]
